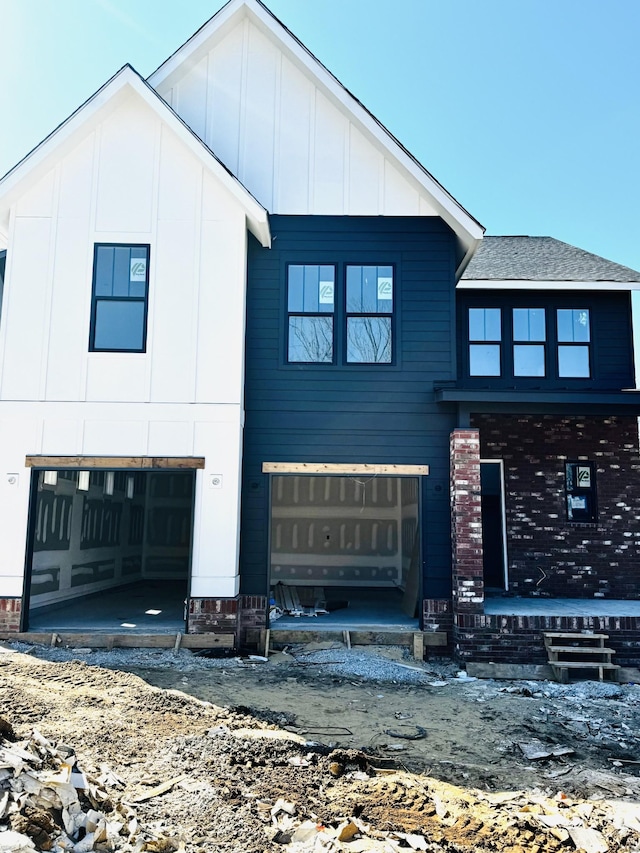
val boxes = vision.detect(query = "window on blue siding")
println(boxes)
[287,265,335,363]
[90,244,149,352]
[469,308,501,376]
[346,265,393,363]
[513,308,546,376]
[557,309,590,377]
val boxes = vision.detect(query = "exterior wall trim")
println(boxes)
[262,462,429,475]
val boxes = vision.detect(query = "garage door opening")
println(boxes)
[269,474,421,630]
[24,469,195,633]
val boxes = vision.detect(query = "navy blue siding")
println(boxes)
[240,216,458,599]
[458,290,635,390]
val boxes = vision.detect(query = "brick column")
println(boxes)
[0,599,22,632]
[450,429,484,614]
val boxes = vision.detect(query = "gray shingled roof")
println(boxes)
[462,236,640,282]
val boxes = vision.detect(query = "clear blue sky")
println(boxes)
[1,0,639,272]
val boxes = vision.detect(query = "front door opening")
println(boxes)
[269,474,421,629]
[25,469,195,633]
[480,461,507,591]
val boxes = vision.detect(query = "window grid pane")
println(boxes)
[287,265,335,314]
[346,265,393,314]
[558,345,590,377]
[469,344,501,376]
[557,309,590,342]
[513,308,545,341]
[95,246,114,296]
[94,300,146,351]
[347,317,391,363]
[469,308,501,341]
[288,316,333,363]
[513,344,545,376]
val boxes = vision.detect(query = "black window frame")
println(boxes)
[345,264,394,365]
[468,307,502,377]
[285,263,336,364]
[565,460,597,524]
[284,261,396,366]
[89,243,150,353]
[463,298,597,384]
[512,307,547,377]
[556,308,591,379]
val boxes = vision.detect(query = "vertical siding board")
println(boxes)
[241,23,278,208]
[207,25,244,177]
[240,215,457,597]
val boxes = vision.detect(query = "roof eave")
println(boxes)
[458,279,640,290]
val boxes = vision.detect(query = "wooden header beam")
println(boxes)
[25,456,205,470]
[262,462,429,475]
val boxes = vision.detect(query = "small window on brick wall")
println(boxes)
[565,461,597,523]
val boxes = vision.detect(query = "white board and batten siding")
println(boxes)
[0,91,248,407]
[0,87,252,600]
[154,17,440,218]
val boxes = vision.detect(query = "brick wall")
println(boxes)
[237,595,268,648]
[450,429,484,613]
[422,597,453,655]
[473,415,640,599]
[187,598,238,635]
[186,596,268,649]
[0,599,21,632]
[455,613,640,667]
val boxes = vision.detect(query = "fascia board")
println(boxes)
[148,0,483,251]
[458,279,640,291]
[0,64,270,248]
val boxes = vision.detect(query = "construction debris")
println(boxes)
[0,720,177,852]
[518,740,575,761]
[2,648,640,852]
[272,584,330,618]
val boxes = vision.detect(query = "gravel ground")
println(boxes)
[4,640,636,702]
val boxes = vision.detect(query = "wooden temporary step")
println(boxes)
[543,632,620,683]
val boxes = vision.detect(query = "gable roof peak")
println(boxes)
[0,62,270,247]
[148,0,483,275]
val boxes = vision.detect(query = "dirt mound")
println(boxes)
[1,651,640,852]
